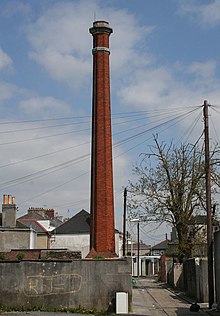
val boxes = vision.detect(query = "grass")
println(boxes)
[0,305,111,314]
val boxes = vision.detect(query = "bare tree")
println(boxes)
[128,136,219,259]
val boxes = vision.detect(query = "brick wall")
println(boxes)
[0,249,81,260]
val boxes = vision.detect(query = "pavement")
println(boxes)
[132,276,220,316]
[0,276,219,316]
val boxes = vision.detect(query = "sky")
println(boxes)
[1,0,220,245]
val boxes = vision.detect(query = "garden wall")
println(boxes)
[0,258,132,312]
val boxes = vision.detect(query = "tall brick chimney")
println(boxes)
[87,21,116,258]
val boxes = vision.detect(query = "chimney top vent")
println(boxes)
[3,194,15,205]
[89,20,113,35]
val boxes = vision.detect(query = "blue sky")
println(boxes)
[1,0,220,245]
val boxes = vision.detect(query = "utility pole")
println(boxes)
[203,99,214,309]
[137,221,140,277]
[123,188,127,256]
[126,231,129,255]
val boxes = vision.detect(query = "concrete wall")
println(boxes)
[166,258,208,302]
[167,263,184,288]
[183,258,208,302]
[0,229,37,251]
[183,259,196,297]
[0,258,132,312]
[214,230,220,309]
[173,263,184,288]
[195,258,208,303]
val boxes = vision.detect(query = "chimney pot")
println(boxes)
[3,194,7,204]
[8,195,13,204]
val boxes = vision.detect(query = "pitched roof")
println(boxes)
[18,219,48,233]
[188,215,207,225]
[152,239,169,250]
[16,221,27,228]
[49,217,63,228]
[53,210,90,235]
[188,214,219,226]
[18,209,63,231]
[127,243,151,251]
[18,212,46,221]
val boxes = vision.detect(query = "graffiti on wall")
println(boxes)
[24,273,82,296]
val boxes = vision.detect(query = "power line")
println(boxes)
[0,120,91,134]
[19,171,88,205]
[0,108,195,145]
[0,107,201,191]
[114,107,200,148]
[0,127,90,146]
[0,105,200,127]
[0,105,215,208]
[175,111,202,145]
[0,141,90,169]
[0,153,90,190]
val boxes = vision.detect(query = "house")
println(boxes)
[188,214,219,236]
[188,214,219,256]
[130,238,169,277]
[151,239,169,256]
[126,241,151,256]
[167,215,220,257]
[51,209,120,258]
[17,207,63,248]
[0,195,37,251]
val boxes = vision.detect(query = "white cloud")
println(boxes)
[178,0,220,27]
[118,67,174,108]
[0,125,91,216]
[26,1,153,88]
[186,60,216,81]
[107,9,154,73]
[30,50,91,89]
[175,60,216,77]
[118,58,220,111]
[0,81,18,103]
[26,1,98,87]
[0,48,13,72]
[20,97,71,118]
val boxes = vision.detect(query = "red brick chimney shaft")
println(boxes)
[88,21,116,258]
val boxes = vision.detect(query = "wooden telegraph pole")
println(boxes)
[123,187,127,256]
[203,100,214,309]
[137,221,140,277]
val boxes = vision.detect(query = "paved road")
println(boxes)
[132,277,210,315]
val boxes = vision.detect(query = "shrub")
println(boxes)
[16,252,25,260]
